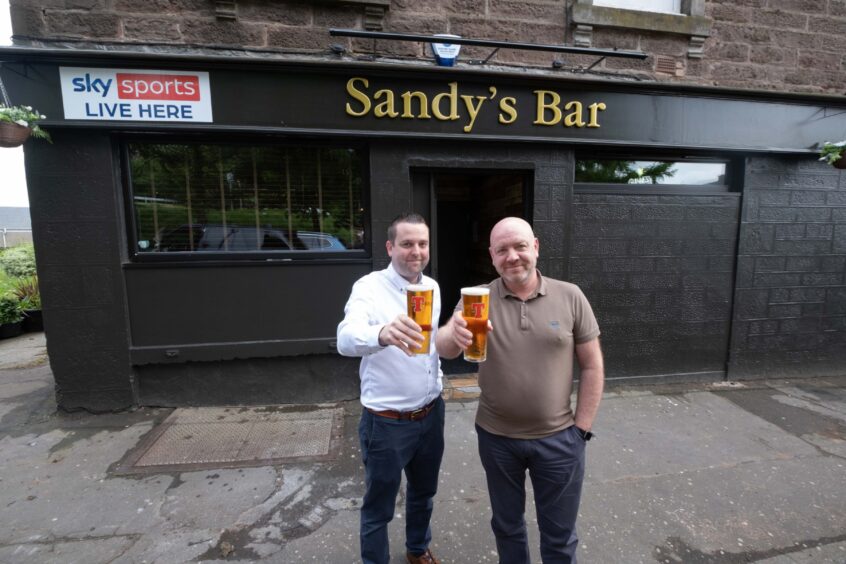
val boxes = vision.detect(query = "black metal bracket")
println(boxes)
[329,28,648,61]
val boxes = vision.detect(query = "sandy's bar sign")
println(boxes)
[59,67,212,122]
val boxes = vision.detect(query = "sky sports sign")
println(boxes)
[59,67,212,122]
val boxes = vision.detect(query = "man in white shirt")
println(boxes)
[337,213,444,564]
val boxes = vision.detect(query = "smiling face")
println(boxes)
[387,221,430,283]
[489,217,539,292]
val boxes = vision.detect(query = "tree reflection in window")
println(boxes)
[576,160,726,186]
[128,143,366,254]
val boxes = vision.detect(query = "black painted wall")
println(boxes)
[729,158,846,378]
[24,130,135,411]
[568,192,741,380]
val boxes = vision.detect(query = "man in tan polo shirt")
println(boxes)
[436,217,604,563]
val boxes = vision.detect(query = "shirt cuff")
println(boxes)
[367,324,386,349]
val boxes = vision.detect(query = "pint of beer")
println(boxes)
[406,284,434,355]
[461,287,490,362]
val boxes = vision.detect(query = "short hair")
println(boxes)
[387,213,428,242]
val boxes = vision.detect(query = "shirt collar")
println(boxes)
[497,270,547,300]
[386,262,421,292]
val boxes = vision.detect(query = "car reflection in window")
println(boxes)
[153,224,346,252]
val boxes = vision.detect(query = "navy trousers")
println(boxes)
[477,424,586,564]
[358,397,445,564]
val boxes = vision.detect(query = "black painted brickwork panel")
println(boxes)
[25,130,134,411]
[730,157,846,379]
[568,192,740,378]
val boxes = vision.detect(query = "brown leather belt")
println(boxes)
[367,399,437,421]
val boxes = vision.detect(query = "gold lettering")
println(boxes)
[498,97,517,124]
[587,102,607,128]
[563,101,585,127]
[534,90,562,125]
[345,77,371,117]
[461,95,486,133]
[499,96,517,124]
[373,89,398,118]
[401,91,431,119]
[432,82,459,121]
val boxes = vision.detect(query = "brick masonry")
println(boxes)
[8,0,846,95]
[730,157,846,378]
[568,191,741,379]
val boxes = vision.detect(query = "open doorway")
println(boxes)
[412,170,532,373]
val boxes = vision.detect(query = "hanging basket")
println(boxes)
[834,156,846,170]
[0,122,32,148]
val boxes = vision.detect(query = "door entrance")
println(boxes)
[412,170,532,373]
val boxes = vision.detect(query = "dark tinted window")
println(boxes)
[128,143,366,256]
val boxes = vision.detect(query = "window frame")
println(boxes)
[120,134,371,264]
[569,0,712,58]
[573,152,744,195]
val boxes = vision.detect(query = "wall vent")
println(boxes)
[655,55,677,75]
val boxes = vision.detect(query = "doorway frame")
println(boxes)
[412,168,535,280]
[367,140,574,282]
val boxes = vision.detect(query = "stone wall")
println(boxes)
[9,0,846,95]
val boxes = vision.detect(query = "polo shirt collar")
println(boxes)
[386,262,421,292]
[497,270,547,300]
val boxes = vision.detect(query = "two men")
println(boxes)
[338,214,604,563]
[337,213,444,564]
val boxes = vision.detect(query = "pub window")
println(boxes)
[126,142,366,258]
[574,158,732,193]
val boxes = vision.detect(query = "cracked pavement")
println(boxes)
[0,333,844,563]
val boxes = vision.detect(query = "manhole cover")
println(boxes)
[114,404,344,474]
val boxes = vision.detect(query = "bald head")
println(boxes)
[489,217,535,246]
[489,217,539,292]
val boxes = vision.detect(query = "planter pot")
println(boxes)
[0,122,31,148]
[23,309,43,332]
[0,321,23,339]
[834,156,846,170]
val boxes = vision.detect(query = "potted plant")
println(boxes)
[12,276,42,332]
[0,105,50,148]
[819,141,846,170]
[0,295,24,339]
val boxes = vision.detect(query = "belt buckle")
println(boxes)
[408,407,426,421]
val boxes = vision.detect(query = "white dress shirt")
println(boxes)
[337,263,443,411]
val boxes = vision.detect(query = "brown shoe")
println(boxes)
[406,548,441,564]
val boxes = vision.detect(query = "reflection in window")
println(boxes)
[575,160,727,185]
[128,143,365,254]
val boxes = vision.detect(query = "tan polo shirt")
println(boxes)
[470,272,600,439]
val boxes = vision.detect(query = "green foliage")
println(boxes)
[0,244,37,278]
[0,295,23,324]
[129,143,364,250]
[0,104,51,141]
[819,141,846,165]
[575,160,676,184]
[12,275,40,311]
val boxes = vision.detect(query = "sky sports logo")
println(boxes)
[70,73,201,101]
[60,67,212,122]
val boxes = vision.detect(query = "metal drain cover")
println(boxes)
[115,404,344,474]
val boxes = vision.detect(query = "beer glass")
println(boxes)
[461,287,490,362]
[406,284,434,355]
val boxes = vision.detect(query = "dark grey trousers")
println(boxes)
[477,424,586,564]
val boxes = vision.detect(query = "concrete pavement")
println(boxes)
[0,333,844,563]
